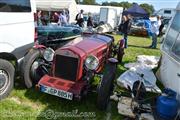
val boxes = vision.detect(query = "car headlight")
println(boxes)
[43,48,55,62]
[85,55,99,70]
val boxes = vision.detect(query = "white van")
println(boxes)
[155,8,176,18]
[99,7,118,29]
[0,0,36,100]
[159,2,180,101]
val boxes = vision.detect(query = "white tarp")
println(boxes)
[124,55,160,69]
[117,55,161,93]
[35,0,78,23]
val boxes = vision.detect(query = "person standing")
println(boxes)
[122,14,132,48]
[144,18,152,37]
[41,11,49,26]
[87,13,94,30]
[52,12,59,23]
[149,16,161,49]
[65,10,70,24]
[157,16,163,36]
[37,10,42,26]
[59,10,68,26]
[76,10,84,27]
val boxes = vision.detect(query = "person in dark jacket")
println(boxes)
[122,14,132,48]
[76,10,84,27]
[87,13,94,29]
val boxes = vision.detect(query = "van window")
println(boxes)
[172,35,180,59]
[0,0,31,12]
[164,10,171,14]
[171,12,180,31]
[162,11,180,52]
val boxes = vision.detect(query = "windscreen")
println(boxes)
[0,0,31,12]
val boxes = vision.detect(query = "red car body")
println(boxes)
[37,34,124,100]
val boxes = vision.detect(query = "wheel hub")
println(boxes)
[0,70,8,91]
[31,61,40,71]
[30,59,46,83]
[30,61,41,79]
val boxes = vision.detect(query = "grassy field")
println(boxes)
[0,35,161,120]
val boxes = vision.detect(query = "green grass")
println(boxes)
[0,35,161,120]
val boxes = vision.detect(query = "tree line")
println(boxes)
[76,0,155,15]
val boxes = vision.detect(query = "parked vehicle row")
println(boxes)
[0,0,125,110]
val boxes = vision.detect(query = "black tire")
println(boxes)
[0,59,15,100]
[117,47,124,63]
[22,48,45,88]
[132,81,146,101]
[97,62,116,110]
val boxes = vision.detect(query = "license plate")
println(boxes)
[40,85,73,100]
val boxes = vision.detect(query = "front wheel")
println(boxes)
[97,62,117,110]
[22,48,47,88]
[0,59,15,100]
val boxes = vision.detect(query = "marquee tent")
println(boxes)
[123,3,149,17]
[35,0,78,23]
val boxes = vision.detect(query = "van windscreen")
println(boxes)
[0,0,31,12]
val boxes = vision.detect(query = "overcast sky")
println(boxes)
[96,0,179,10]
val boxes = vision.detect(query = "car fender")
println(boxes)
[118,39,125,48]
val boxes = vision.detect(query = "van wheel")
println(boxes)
[97,62,116,110]
[22,48,45,88]
[0,59,14,100]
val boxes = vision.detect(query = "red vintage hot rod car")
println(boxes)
[22,33,125,110]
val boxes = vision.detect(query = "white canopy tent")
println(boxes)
[35,0,78,23]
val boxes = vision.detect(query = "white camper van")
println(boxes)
[99,7,117,29]
[159,2,180,101]
[0,0,36,100]
[155,8,176,18]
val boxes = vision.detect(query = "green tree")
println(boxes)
[119,2,132,9]
[102,2,120,7]
[140,3,155,15]
[102,1,133,9]
[82,0,96,5]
